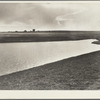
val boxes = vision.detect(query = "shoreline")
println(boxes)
[0,50,100,89]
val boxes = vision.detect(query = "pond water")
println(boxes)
[0,39,100,76]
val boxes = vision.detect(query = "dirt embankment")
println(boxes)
[0,51,100,90]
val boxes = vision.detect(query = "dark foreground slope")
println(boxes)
[0,51,100,90]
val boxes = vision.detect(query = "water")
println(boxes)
[0,39,100,76]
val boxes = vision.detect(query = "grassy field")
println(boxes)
[0,50,100,90]
[0,31,100,42]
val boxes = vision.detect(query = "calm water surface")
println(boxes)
[0,39,100,76]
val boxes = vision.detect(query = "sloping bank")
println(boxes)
[0,51,100,90]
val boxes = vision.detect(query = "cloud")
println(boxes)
[0,3,100,31]
[0,3,62,30]
[55,3,100,30]
[56,9,86,25]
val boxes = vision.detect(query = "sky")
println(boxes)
[0,2,100,31]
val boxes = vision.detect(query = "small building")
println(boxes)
[32,29,35,32]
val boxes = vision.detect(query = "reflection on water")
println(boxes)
[0,39,100,76]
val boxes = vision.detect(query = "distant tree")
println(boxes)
[24,30,27,32]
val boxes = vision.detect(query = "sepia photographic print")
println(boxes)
[0,1,100,93]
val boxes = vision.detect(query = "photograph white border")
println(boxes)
[0,1,100,99]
